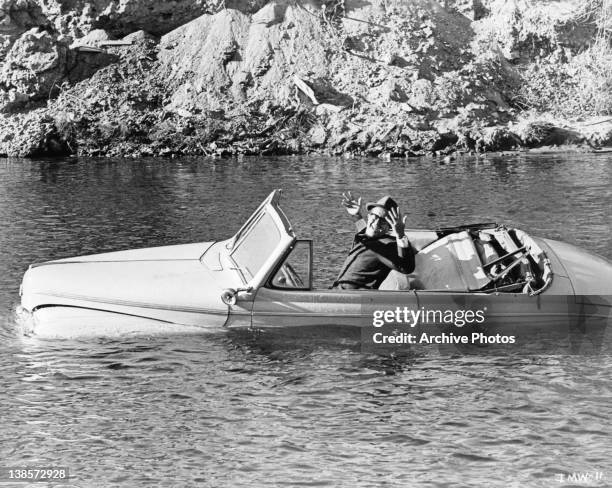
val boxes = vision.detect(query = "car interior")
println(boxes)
[379,225,553,295]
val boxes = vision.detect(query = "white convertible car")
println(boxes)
[19,190,612,344]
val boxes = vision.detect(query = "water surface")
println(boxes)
[1,154,611,487]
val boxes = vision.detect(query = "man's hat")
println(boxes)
[366,195,398,214]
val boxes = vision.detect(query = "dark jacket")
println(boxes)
[333,226,415,289]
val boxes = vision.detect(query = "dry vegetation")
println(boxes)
[516,0,612,117]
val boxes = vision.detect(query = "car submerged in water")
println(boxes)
[19,190,612,348]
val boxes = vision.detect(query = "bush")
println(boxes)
[472,1,561,60]
[517,40,612,117]
[434,52,521,112]
[574,0,612,37]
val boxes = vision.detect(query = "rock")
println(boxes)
[449,0,489,20]
[175,108,193,118]
[71,28,113,48]
[315,103,343,115]
[368,79,408,104]
[0,28,68,111]
[40,0,230,38]
[479,126,521,150]
[251,1,287,26]
[294,76,318,104]
[122,29,158,44]
[0,89,25,111]
[457,102,490,121]
[514,121,557,146]
[308,124,326,146]
[383,53,409,67]
[409,79,434,109]
[431,131,459,152]
[388,82,408,103]
[0,0,50,59]
[0,109,69,156]
[577,118,612,148]
[482,88,509,109]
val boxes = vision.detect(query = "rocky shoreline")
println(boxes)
[1,0,611,159]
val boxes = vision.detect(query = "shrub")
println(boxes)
[517,39,612,117]
[434,52,521,112]
[574,0,612,37]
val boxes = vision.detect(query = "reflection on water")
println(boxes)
[0,154,611,487]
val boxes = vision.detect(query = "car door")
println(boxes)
[247,239,422,333]
[250,287,367,329]
[249,240,366,329]
[414,279,578,352]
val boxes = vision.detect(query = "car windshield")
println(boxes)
[230,211,281,281]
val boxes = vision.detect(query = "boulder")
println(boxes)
[0,109,69,156]
[409,78,435,109]
[478,126,521,151]
[308,124,326,145]
[0,28,68,111]
[513,120,585,147]
[0,0,50,60]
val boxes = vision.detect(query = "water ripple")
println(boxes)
[0,155,611,486]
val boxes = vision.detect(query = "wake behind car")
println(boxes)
[19,190,612,347]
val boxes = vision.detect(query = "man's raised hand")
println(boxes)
[385,206,407,239]
[342,191,363,219]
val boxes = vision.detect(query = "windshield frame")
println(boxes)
[226,190,295,289]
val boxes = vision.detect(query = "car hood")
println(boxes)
[21,242,238,325]
[52,242,212,263]
[540,238,612,301]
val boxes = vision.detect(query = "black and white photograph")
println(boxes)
[1,0,611,486]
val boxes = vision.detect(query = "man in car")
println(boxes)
[332,192,415,290]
